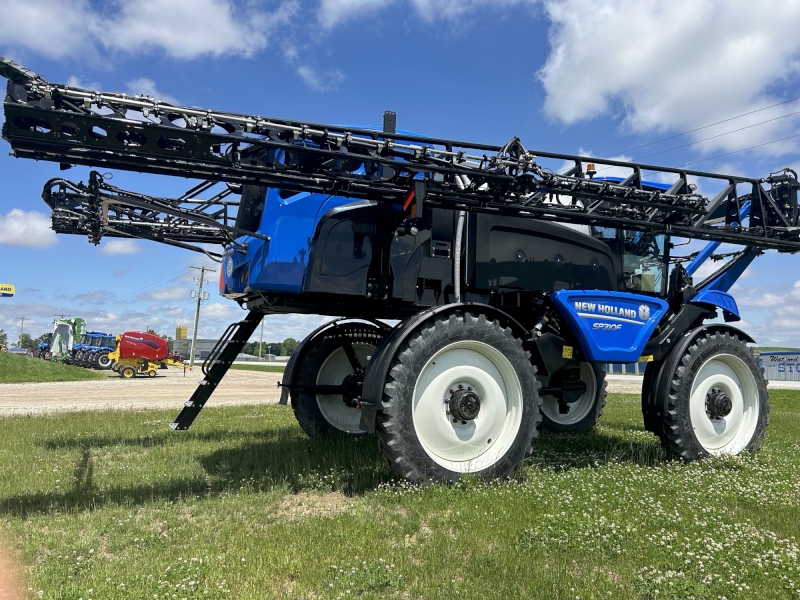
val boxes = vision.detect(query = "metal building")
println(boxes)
[759,352,800,381]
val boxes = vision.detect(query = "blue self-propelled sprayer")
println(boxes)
[3,57,798,482]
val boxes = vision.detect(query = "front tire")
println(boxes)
[658,331,769,459]
[376,312,542,483]
[97,352,113,370]
[291,322,385,438]
[539,363,607,433]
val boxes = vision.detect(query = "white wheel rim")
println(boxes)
[540,363,597,425]
[98,355,110,367]
[689,353,759,454]
[316,342,374,434]
[412,341,523,473]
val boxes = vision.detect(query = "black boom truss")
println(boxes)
[2,57,800,252]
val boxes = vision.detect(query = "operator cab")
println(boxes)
[591,227,668,296]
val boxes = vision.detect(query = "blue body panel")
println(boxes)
[690,289,741,322]
[221,126,421,297]
[225,191,358,295]
[551,290,669,362]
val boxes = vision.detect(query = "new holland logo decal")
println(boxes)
[574,300,651,327]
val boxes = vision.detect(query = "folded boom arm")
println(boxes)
[3,57,800,252]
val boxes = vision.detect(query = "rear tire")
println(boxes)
[376,312,541,483]
[657,331,769,460]
[539,363,607,433]
[291,323,385,438]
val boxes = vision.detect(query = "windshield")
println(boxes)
[622,231,666,294]
[102,336,114,347]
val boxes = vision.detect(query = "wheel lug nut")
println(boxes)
[467,386,473,391]
[458,384,464,389]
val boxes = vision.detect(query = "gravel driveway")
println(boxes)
[1,371,794,417]
[0,367,282,417]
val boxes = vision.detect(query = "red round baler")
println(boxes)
[118,332,168,362]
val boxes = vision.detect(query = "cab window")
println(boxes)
[623,231,666,294]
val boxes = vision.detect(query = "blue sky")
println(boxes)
[1,0,800,347]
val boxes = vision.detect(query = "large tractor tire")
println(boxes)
[655,331,769,460]
[291,322,386,438]
[538,362,607,433]
[96,351,113,370]
[376,312,542,483]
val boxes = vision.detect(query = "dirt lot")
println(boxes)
[1,371,794,417]
[0,367,282,416]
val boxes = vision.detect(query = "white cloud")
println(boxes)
[317,0,535,28]
[296,65,345,92]
[66,75,102,90]
[408,0,536,22]
[99,240,141,255]
[0,0,298,61]
[538,0,800,158]
[148,287,188,302]
[0,209,57,248]
[318,0,390,29]
[125,78,179,105]
[0,0,99,60]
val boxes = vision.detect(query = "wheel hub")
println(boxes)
[448,386,481,421]
[339,371,364,408]
[705,387,733,419]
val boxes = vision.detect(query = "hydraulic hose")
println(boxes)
[454,175,468,302]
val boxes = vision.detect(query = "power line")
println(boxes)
[639,132,800,176]
[592,108,800,176]
[625,109,800,164]
[603,94,800,158]
[680,133,800,167]
[87,266,191,311]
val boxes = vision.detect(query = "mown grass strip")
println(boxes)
[229,363,285,373]
[0,391,798,598]
[0,352,104,383]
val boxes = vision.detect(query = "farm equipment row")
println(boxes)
[3,57,800,482]
[32,316,180,377]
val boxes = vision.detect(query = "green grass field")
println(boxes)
[229,363,286,373]
[0,352,105,383]
[0,392,798,599]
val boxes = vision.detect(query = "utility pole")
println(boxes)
[189,266,214,368]
[18,316,25,347]
[259,320,264,360]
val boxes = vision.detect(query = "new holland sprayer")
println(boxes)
[3,58,799,483]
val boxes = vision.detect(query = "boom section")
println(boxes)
[2,57,800,251]
[42,172,265,257]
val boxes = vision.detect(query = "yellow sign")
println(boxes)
[638,355,654,363]
[0,284,14,298]
[562,345,573,359]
